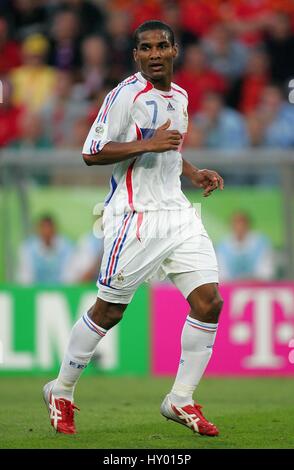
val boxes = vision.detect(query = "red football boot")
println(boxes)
[43,380,79,434]
[160,394,219,436]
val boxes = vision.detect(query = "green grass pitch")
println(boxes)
[0,376,293,449]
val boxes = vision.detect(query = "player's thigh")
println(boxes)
[167,229,219,299]
[98,211,173,304]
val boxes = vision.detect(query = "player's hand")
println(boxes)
[190,169,224,197]
[147,119,182,152]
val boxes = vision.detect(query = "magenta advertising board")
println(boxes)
[151,282,294,376]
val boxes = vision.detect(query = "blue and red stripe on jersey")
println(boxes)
[105,175,118,206]
[97,75,138,124]
[90,139,101,154]
[89,77,139,155]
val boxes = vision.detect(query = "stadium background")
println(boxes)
[0,0,294,449]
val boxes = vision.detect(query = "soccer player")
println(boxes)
[43,20,224,437]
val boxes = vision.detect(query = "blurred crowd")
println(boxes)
[16,210,276,285]
[17,214,104,284]
[1,0,294,153]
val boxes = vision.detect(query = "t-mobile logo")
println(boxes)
[230,288,294,368]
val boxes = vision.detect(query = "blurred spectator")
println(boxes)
[48,8,81,71]
[77,35,107,99]
[236,49,270,114]
[8,0,47,40]
[40,70,88,147]
[184,121,205,149]
[244,109,280,185]
[179,0,219,37]
[193,92,249,149]
[161,1,198,68]
[202,23,249,82]
[255,85,294,148]
[105,11,133,84]
[217,211,275,281]
[125,0,162,30]
[66,232,104,283]
[10,111,51,149]
[10,33,57,112]
[0,16,22,75]
[17,214,74,284]
[0,79,23,147]
[63,116,90,149]
[219,0,272,46]
[60,0,104,37]
[264,12,294,85]
[174,43,227,115]
[246,111,265,148]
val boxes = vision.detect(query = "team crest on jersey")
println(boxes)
[94,123,106,138]
[117,270,125,283]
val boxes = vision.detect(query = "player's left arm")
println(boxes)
[180,92,224,197]
[182,158,224,197]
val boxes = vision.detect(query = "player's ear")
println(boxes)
[172,43,179,59]
[133,48,138,63]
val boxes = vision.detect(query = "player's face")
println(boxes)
[133,30,178,86]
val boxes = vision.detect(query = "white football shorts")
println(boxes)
[97,207,219,304]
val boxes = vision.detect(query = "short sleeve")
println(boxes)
[82,86,132,155]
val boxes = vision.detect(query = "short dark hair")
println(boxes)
[133,20,175,48]
[231,211,252,226]
[38,214,55,226]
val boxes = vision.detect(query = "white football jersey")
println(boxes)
[83,72,192,215]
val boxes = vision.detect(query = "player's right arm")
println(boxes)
[82,83,181,166]
[83,119,181,165]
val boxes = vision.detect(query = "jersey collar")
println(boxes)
[135,72,174,98]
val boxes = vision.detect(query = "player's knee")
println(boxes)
[199,296,223,323]
[88,302,125,330]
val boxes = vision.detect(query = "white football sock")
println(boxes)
[170,315,218,407]
[52,312,107,401]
